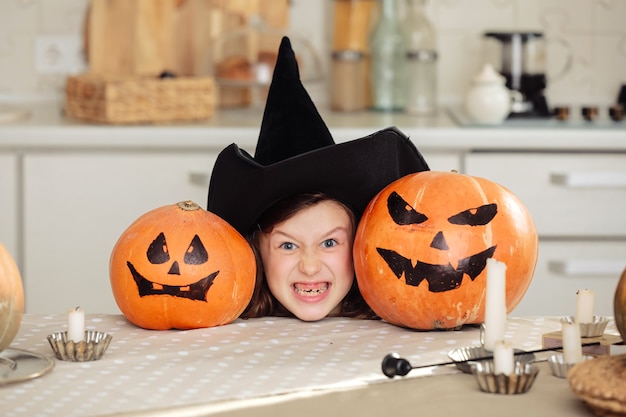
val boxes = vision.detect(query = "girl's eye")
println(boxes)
[279,242,296,250]
[322,239,338,248]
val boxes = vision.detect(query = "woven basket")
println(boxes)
[65,73,215,124]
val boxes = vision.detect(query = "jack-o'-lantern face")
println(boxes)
[377,191,498,293]
[126,232,219,302]
[354,171,538,330]
[110,201,256,330]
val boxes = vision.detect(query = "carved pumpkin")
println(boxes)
[0,243,24,352]
[110,201,256,330]
[615,268,626,343]
[354,171,538,330]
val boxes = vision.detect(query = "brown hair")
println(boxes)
[239,193,378,320]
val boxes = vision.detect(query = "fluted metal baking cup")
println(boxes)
[448,346,535,374]
[548,354,593,378]
[561,316,609,338]
[47,331,112,362]
[472,361,539,394]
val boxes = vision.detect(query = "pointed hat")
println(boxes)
[207,37,429,235]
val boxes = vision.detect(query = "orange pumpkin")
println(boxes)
[354,171,538,330]
[615,268,626,343]
[0,243,24,351]
[110,201,256,330]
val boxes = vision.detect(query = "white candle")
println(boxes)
[483,259,507,351]
[493,340,514,375]
[67,307,85,343]
[575,289,594,324]
[562,321,583,364]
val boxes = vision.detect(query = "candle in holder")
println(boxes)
[575,289,594,324]
[67,306,85,342]
[493,340,514,375]
[483,259,507,351]
[562,321,583,364]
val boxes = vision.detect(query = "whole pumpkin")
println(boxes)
[110,201,256,330]
[354,170,538,330]
[0,243,24,352]
[615,268,626,343]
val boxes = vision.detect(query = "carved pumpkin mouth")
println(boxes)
[376,246,496,293]
[126,262,219,302]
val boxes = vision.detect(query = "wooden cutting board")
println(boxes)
[86,0,178,75]
[85,0,289,76]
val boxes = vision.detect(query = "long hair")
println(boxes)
[239,193,378,320]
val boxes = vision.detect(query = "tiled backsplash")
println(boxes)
[1,0,624,107]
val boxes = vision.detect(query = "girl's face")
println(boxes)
[258,200,355,321]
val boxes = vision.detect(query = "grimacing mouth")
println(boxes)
[292,282,331,296]
[376,246,497,293]
[126,262,219,302]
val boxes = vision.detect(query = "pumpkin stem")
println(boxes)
[177,201,201,211]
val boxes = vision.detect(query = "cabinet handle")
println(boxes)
[550,172,626,188]
[188,172,210,187]
[548,260,626,277]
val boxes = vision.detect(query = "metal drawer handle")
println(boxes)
[188,172,210,187]
[548,260,626,276]
[550,172,626,188]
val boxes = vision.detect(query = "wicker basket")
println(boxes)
[65,73,215,124]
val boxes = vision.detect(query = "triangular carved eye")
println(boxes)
[184,235,208,265]
[448,204,497,226]
[147,232,170,264]
[387,191,428,225]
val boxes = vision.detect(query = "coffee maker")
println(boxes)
[483,31,552,118]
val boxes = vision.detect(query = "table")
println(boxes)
[0,314,619,417]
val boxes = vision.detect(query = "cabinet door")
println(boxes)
[0,154,19,264]
[511,241,625,317]
[23,152,218,314]
[465,153,626,237]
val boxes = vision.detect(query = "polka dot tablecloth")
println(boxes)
[0,315,602,417]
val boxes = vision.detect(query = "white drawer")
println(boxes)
[511,240,626,317]
[465,153,626,237]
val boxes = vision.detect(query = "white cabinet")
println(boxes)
[464,153,626,237]
[0,153,19,265]
[22,152,219,314]
[466,152,626,316]
[512,241,625,317]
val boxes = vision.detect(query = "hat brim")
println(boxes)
[207,127,429,236]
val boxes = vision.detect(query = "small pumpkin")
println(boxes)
[354,170,538,330]
[615,268,626,343]
[110,201,256,330]
[0,243,24,352]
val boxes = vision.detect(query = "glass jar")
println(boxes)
[404,0,437,116]
[369,0,408,112]
[330,50,367,112]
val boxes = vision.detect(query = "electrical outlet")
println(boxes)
[35,35,86,74]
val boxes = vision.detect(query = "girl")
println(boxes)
[207,37,429,321]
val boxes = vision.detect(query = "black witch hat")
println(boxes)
[207,37,429,236]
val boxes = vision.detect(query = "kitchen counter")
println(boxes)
[0,100,625,152]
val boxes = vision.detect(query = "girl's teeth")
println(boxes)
[294,283,329,296]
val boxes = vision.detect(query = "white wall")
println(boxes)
[0,0,624,107]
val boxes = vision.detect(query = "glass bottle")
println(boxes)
[369,0,408,112]
[404,0,438,116]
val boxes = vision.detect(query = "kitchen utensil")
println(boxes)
[483,31,572,118]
